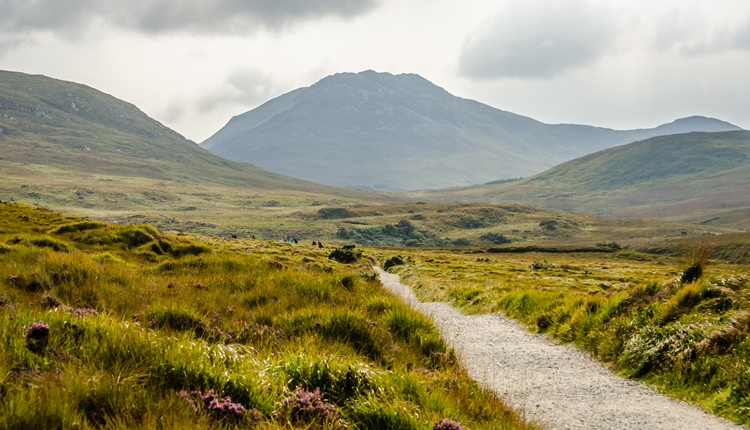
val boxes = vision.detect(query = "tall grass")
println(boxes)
[383,246,750,425]
[0,203,532,429]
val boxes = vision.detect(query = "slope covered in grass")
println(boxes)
[379,241,750,425]
[0,202,531,429]
[0,69,389,231]
[420,131,750,229]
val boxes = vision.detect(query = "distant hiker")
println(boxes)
[312,241,317,246]
[230,233,237,239]
[294,238,299,244]
[318,241,324,249]
[251,234,256,240]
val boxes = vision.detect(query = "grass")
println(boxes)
[376,241,750,425]
[411,131,750,230]
[0,201,533,429]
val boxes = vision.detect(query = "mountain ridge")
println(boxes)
[202,70,742,190]
[414,130,750,229]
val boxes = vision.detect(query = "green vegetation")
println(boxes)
[419,131,750,230]
[378,242,750,425]
[0,202,531,429]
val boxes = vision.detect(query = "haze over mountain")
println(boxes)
[0,69,367,194]
[417,130,750,230]
[201,70,741,190]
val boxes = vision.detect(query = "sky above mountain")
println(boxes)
[1,0,748,142]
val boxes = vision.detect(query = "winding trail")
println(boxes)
[375,267,745,430]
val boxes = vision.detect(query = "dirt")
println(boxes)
[375,268,746,430]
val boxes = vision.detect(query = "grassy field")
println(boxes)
[0,201,533,429]
[374,238,750,425]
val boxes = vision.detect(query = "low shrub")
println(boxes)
[280,386,339,427]
[383,256,405,271]
[328,245,362,264]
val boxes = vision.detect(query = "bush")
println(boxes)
[51,221,106,234]
[281,387,339,427]
[383,256,405,271]
[480,232,512,245]
[25,321,50,354]
[681,243,713,283]
[328,245,362,264]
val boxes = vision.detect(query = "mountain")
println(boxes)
[201,70,741,190]
[0,70,393,236]
[416,130,750,230]
[0,69,352,191]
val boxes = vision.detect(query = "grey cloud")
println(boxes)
[196,68,280,113]
[161,68,280,127]
[0,0,381,36]
[653,10,750,55]
[459,2,615,79]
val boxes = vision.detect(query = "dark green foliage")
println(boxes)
[449,208,506,229]
[328,245,362,264]
[596,241,622,250]
[7,235,70,252]
[681,263,703,284]
[51,221,106,234]
[336,223,448,247]
[451,238,473,246]
[383,256,405,271]
[118,225,157,248]
[338,275,357,291]
[317,207,357,219]
[480,232,512,245]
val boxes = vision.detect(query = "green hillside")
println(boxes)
[418,131,750,230]
[0,69,371,191]
[0,201,532,429]
[0,70,400,237]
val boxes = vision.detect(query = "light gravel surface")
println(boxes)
[375,267,746,430]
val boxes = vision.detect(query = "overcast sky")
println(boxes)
[1,0,748,142]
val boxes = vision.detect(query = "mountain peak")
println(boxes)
[201,71,742,190]
[669,115,742,130]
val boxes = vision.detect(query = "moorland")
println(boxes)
[2,68,750,428]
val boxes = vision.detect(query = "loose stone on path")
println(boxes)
[376,267,745,430]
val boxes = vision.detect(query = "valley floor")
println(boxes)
[376,268,746,430]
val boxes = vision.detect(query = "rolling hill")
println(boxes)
[0,69,395,236]
[0,69,361,192]
[201,70,741,190]
[417,131,750,230]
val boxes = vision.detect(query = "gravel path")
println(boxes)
[375,267,746,430]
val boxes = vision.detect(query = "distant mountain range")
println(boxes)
[201,70,741,190]
[419,130,750,230]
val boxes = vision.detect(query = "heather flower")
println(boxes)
[70,307,99,318]
[177,389,247,421]
[40,294,61,308]
[25,321,50,353]
[434,419,463,430]
[282,387,337,425]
